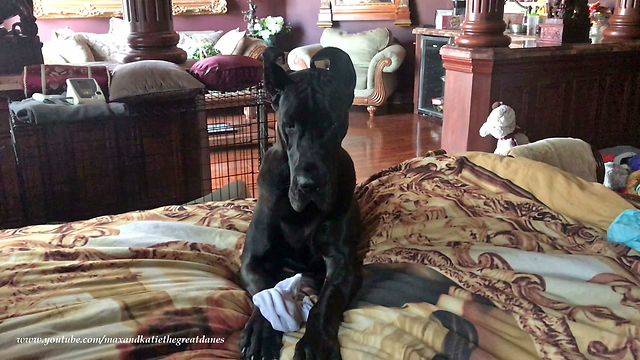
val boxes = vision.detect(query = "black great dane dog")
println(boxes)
[239,46,363,360]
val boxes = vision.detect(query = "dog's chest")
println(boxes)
[279,219,321,250]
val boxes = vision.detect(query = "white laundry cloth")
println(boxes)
[252,273,315,332]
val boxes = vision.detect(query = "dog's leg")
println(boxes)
[239,206,287,360]
[293,209,362,360]
[240,254,286,360]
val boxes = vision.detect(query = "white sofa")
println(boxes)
[42,18,267,64]
[287,28,406,116]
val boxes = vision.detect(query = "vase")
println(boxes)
[265,35,276,47]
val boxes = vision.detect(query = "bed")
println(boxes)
[1,152,639,360]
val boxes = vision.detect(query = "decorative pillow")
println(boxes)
[47,28,96,63]
[22,65,111,99]
[59,35,96,63]
[41,42,68,64]
[79,32,130,62]
[51,27,76,39]
[320,28,392,68]
[109,60,205,103]
[242,37,268,59]
[214,29,247,56]
[108,17,130,40]
[179,31,225,59]
[189,55,263,92]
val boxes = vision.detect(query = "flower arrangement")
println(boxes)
[588,2,612,23]
[252,16,291,42]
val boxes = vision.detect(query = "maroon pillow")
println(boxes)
[189,55,263,92]
[22,64,111,99]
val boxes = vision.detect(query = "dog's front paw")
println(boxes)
[293,332,342,360]
[240,310,283,360]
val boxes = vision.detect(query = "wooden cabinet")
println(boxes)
[439,43,640,153]
[414,34,450,119]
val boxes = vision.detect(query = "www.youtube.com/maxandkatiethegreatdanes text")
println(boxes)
[16,335,226,347]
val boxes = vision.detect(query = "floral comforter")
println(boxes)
[1,153,638,360]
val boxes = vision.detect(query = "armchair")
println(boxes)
[287,28,406,116]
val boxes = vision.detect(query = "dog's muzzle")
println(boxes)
[289,175,331,212]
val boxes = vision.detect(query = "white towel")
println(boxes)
[252,274,315,332]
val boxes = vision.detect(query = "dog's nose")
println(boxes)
[296,176,320,193]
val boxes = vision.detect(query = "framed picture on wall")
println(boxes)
[317,0,411,27]
[33,0,228,19]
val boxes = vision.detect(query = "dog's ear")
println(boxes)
[310,47,356,109]
[263,46,290,108]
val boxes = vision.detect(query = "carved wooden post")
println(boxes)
[455,0,511,47]
[602,0,640,41]
[122,0,187,64]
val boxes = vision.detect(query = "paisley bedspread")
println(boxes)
[1,152,639,360]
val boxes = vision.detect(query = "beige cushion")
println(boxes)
[108,17,130,40]
[110,60,204,102]
[214,29,247,55]
[47,30,96,63]
[507,138,598,183]
[41,42,67,64]
[320,28,391,67]
[241,37,267,58]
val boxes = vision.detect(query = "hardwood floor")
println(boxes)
[343,110,443,182]
[207,110,442,196]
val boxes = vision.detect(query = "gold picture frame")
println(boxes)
[33,0,228,19]
[317,0,411,27]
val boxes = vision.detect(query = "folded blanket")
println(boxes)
[462,151,634,230]
[9,98,128,124]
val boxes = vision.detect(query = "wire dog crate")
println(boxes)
[5,84,275,227]
[195,84,276,203]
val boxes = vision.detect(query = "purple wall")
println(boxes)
[34,0,287,42]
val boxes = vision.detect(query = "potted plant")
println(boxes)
[252,16,291,46]
[191,43,221,60]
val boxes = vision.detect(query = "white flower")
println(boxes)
[255,16,287,37]
[267,22,282,33]
[253,23,262,31]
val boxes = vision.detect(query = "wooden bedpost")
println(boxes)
[603,0,640,41]
[122,0,187,64]
[455,0,511,47]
